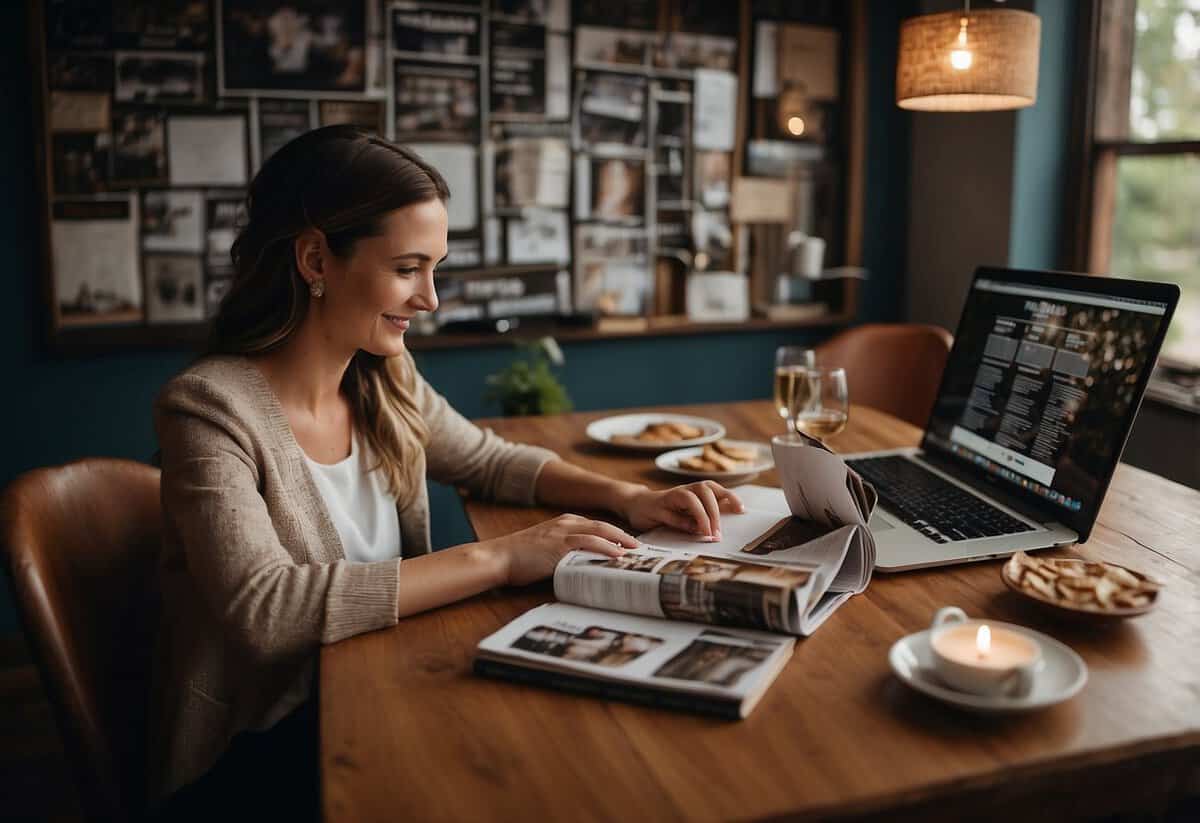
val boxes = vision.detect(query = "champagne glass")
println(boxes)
[774,346,816,435]
[794,367,849,442]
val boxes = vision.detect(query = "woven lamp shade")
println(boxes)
[896,9,1040,112]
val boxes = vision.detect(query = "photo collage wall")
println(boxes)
[38,0,740,338]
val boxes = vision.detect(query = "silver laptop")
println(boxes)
[844,267,1179,572]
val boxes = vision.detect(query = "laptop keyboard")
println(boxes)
[846,455,1034,544]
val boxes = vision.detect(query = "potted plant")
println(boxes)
[484,337,574,417]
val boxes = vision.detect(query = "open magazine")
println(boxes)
[476,433,877,718]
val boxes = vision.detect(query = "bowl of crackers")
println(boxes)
[1002,551,1162,620]
[656,439,774,481]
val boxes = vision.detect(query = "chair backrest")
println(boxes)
[1,459,162,822]
[816,323,954,428]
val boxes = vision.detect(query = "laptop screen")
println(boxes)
[923,268,1179,540]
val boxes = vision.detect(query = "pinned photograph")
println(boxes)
[256,98,313,168]
[656,32,738,72]
[45,0,111,50]
[167,115,248,186]
[52,132,110,195]
[219,0,367,94]
[112,109,167,185]
[506,209,570,265]
[206,196,245,265]
[574,225,649,315]
[50,197,141,327]
[490,21,547,118]
[576,71,646,147]
[47,53,113,91]
[574,26,656,69]
[113,0,211,49]
[696,150,732,209]
[145,254,206,324]
[49,91,111,133]
[393,60,480,143]
[317,99,384,133]
[390,7,481,59]
[587,155,644,222]
[142,190,204,253]
[115,51,206,104]
[493,133,570,210]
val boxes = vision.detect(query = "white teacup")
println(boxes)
[928,607,1043,698]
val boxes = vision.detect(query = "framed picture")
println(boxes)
[218,0,368,96]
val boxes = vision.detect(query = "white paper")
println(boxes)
[144,254,205,323]
[51,196,141,324]
[143,190,204,252]
[507,209,570,264]
[693,69,737,152]
[753,21,779,98]
[167,115,248,186]
[546,33,571,119]
[408,143,478,231]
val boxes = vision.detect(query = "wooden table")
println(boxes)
[320,402,1200,822]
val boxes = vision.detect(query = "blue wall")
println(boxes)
[1009,0,1078,269]
[0,2,913,632]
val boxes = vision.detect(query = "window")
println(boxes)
[1085,0,1200,365]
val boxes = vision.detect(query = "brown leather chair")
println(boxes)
[1,459,161,822]
[815,323,954,428]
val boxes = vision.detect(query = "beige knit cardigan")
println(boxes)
[148,355,558,806]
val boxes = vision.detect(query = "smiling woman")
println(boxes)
[150,125,746,821]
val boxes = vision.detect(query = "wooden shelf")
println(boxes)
[404,309,852,351]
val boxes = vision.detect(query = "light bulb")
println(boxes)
[950,16,973,70]
[786,116,806,136]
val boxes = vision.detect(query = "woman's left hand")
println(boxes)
[620,481,745,540]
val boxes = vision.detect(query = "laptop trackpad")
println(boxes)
[869,512,896,532]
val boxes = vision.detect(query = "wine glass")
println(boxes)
[793,367,849,443]
[774,346,816,435]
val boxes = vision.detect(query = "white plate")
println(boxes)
[586,413,726,452]
[888,624,1087,714]
[655,440,774,481]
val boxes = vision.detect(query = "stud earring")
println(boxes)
[309,278,326,298]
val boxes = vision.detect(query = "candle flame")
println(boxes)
[976,624,991,657]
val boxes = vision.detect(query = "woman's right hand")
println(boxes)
[483,514,639,587]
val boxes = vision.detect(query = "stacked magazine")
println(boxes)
[476,433,877,719]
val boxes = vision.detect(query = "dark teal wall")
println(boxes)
[0,1,913,632]
[1009,0,1078,269]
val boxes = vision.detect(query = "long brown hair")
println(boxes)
[209,125,450,504]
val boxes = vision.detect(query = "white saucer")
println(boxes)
[586,413,725,452]
[655,440,774,482]
[888,625,1087,714]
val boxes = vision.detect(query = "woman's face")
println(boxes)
[318,198,446,358]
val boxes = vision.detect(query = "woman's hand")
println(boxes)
[619,481,745,540]
[483,514,640,587]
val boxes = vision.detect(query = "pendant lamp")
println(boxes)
[896,2,1041,112]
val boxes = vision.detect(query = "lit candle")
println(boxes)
[928,608,1043,696]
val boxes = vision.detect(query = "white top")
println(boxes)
[304,433,401,564]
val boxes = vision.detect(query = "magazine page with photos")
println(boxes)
[475,603,795,719]
[552,541,842,636]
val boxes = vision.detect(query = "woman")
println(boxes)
[150,125,742,818]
